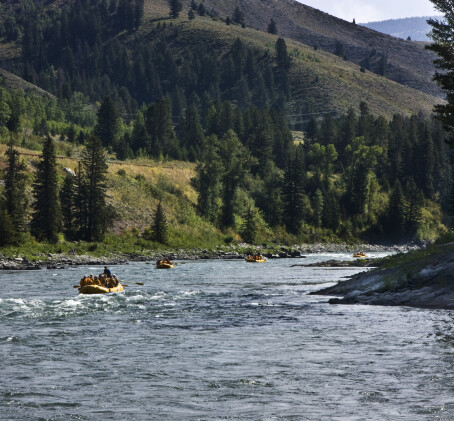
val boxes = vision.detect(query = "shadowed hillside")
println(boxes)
[188,0,441,98]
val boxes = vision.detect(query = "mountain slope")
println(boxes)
[184,0,441,98]
[0,0,443,119]
[152,16,441,118]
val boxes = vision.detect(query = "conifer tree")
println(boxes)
[152,201,168,244]
[233,7,245,26]
[179,105,205,161]
[0,206,16,246]
[384,179,406,237]
[267,18,277,35]
[241,207,258,244]
[80,135,110,241]
[2,141,28,242]
[168,0,182,18]
[31,136,62,243]
[192,135,222,223]
[94,96,120,149]
[275,38,291,71]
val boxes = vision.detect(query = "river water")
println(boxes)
[1,253,454,420]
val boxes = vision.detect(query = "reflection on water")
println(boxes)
[1,253,453,420]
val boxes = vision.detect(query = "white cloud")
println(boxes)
[298,0,438,23]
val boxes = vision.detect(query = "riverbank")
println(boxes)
[311,243,454,309]
[0,242,418,270]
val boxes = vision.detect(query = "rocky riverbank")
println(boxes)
[311,243,454,309]
[0,242,418,270]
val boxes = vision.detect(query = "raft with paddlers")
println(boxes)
[245,254,266,263]
[78,270,123,294]
[353,252,367,258]
[156,257,174,269]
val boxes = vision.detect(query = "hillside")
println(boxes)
[0,0,443,119]
[182,0,441,98]
[170,19,441,119]
[361,16,441,42]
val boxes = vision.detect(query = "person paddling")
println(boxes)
[104,266,112,278]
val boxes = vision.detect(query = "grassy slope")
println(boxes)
[0,141,228,252]
[169,17,441,118]
[190,0,440,98]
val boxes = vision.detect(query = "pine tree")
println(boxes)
[384,179,406,237]
[179,105,205,161]
[267,18,277,35]
[94,96,120,148]
[275,38,291,70]
[2,141,28,242]
[241,207,258,244]
[168,0,182,18]
[31,136,62,243]
[232,7,245,26]
[80,135,110,241]
[0,206,16,246]
[192,135,222,223]
[152,201,168,244]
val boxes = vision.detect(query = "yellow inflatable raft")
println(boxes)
[156,262,174,269]
[79,284,124,294]
[245,256,267,263]
[353,252,367,258]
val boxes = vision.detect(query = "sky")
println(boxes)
[297,0,439,23]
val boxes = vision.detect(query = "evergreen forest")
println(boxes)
[0,0,451,253]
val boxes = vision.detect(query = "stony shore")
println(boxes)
[310,243,454,310]
[0,242,418,270]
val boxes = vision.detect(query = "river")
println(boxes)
[1,253,454,420]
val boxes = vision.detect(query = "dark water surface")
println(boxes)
[1,253,454,420]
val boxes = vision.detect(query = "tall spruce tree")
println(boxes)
[80,135,110,241]
[2,141,28,243]
[31,136,62,243]
[94,97,120,149]
[168,0,182,18]
[267,18,277,35]
[192,135,222,223]
[427,3,454,221]
[241,207,258,244]
[152,201,168,244]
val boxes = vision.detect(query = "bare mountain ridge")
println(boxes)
[192,0,441,98]
[361,16,442,42]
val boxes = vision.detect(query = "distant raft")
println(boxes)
[79,283,124,294]
[353,252,367,258]
[156,260,174,269]
[245,255,267,263]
